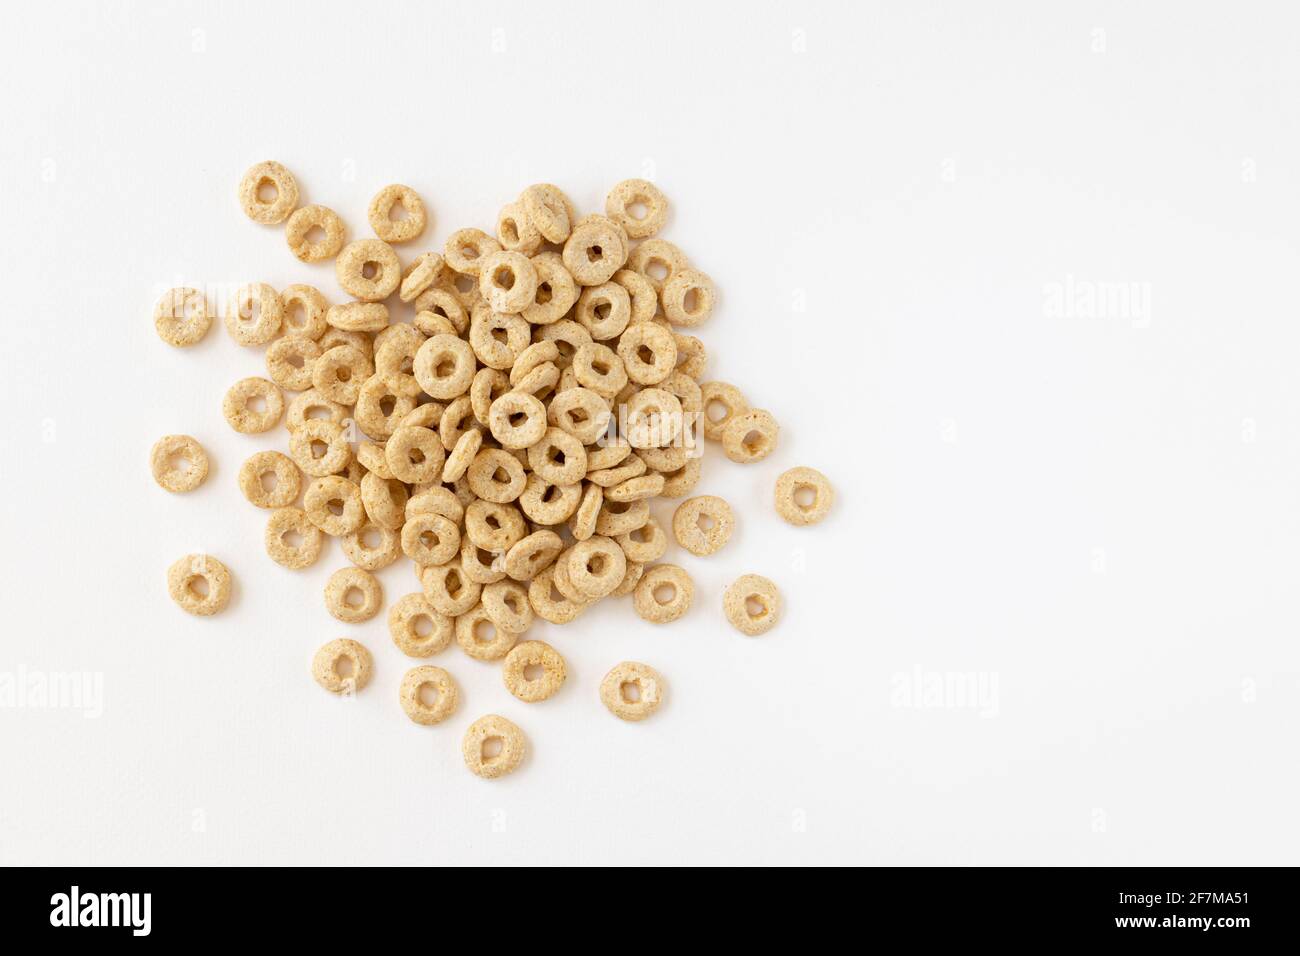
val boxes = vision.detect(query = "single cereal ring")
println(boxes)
[502,640,565,703]
[775,466,835,525]
[311,638,372,694]
[527,427,587,486]
[455,604,518,661]
[521,183,575,242]
[478,250,539,314]
[399,665,458,724]
[534,318,592,368]
[264,507,323,569]
[285,389,348,432]
[319,327,373,359]
[389,592,454,657]
[576,212,629,260]
[605,179,669,239]
[407,485,465,524]
[588,454,646,488]
[527,566,588,624]
[224,282,283,346]
[465,500,527,552]
[368,184,426,244]
[627,238,687,295]
[166,554,232,616]
[607,473,665,503]
[374,324,425,376]
[637,443,689,474]
[522,251,579,325]
[336,238,401,302]
[401,512,461,567]
[222,377,284,434]
[504,530,563,580]
[562,218,626,286]
[518,474,582,525]
[466,448,526,504]
[382,425,442,484]
[496,200,543,254]
[510,341,560,385]
[462,714,526,779]
[586,440,632,471]
[305,476,365,537]
[699,381,749,441]
[312,344,373,405]
[673,334,707,380]
[482,579,534,634]
[280,285,330,340]
[661,268,715,327]
[401,252,445,303]
[421,561,481,617]
[575,282,631,341]
[264,334,322,392]
[396,402,444,431]
[436,268,483,311]
[285,204,346,262]
[573,343,627,398]
[488,391,547,449]
[360,472,408,529]
[612,269,657,326]
[441,428,482,483]
[633,564,693,624]
[153,287,211,347]
[238,450,300,508]
[289,418,352,477]
[624,387,684,449]
[468,305,530,370]
[672,496,735,556]
[569,482,603,541]
[237,160,298,224]
[616,516,668,564]
[414,334,476,400]
[354,373,419,440]
[414,288,468,335]
[724,574,782,636]
[467,368,507,426]
[461,535,507,584]
[617,322,677,386]
[444,227,502,277]
[599,661,664,721]
[324,566,383,623]
[659,457,702,498]
[326,301,389,333]
[341,520,402,571]
[721,408,779,463]
[567,535,627,598]
[150,434,209,493]
[547,387,611,445]
[611,560,645,597]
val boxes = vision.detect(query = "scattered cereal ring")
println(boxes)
[150,434,209,493]
[547,387,611,445]
[401,512,461,567]
[368,184,427,244]
[312,344,373,405]
[324,566,383,623]
[280,285,330,340]
[444,227,502,277]
[567,535,627,598]
[627,238,687,294]
[335,238,401,302]
[442,428,483,483]
[399,665,458,724]
[326,301,389,333]
[521,183,574,243]
[605,179,669,239]
[572,342,627,398]
[523,251,579,325]
[482,579,533,633]
[166,554,232,616]
[575,282,631,341]
[385,425,445,484]
[285,204,346,262]
[504,530,563,580]
[238,450,300,508]
[527,427,587,486]
[311,638,372,694]
[264,507,323,569]
[421,561,481,617]
[611,560,645,597]
[414,333,477,400]
[616,516,668,564]
[478,250,538,314]
[562,217,626,286]
[222,377,284,433]
[224,282,283,346]
[617,322,677,385]
[466,447,527,503]
[304,475,365,537]
[700,381,749,441]
[468,305,530,370]
[265,334,322,391]
[723,574,782,636]
[465,500,526,553]
[721,408,779,463]
[518,474,582,525]
[488,390,547,449]
[462,714,526,779]
[341,520,402,571]
[153,287,211,347]
[527,566,589,624]
[661,268,715,327]
[599,661,664,721]
[455,603,518,661]
[401,252,445,303]
[288,418,352,477]
[237,160,298,224]
[673,333,708,379]
[354,373,418,440]
[389,592,454,657]
[774,466,835,526]
[595,496,649,537]
[607,473,665,503]
[633,564,693,624]
[496,201,542,254]
[672,495,735,556]
[502,640,566,703]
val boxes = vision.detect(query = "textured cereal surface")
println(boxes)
[461,714,526,779]
[599,661,664,721]
[150,435,209,493]
[723,574,782,636]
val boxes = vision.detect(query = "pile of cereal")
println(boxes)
[151,162,835,779]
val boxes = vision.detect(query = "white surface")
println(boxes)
[1,1,1297,866]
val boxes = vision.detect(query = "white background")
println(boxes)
[1,1,1297,866]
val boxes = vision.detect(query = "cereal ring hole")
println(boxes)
[280,528,304,548]
[742,430,767,454]
[473,619,498,644]
[412,614,435,638]
[387,200,411,223]
[491,264,516,291]
[745,595,769,619]
[586,244,604,263]
[620,680,642,703]
[794,484,818,509]
[696,513,716,532]
[187,575,210,599]
[645,258,670,281]
[653,583,677,604]
[535,282,553,305]
[361,260,383,280]
[481,736,504,760]
[344,586,365,608]
[360,527,383,549]
[333,655,355,679]
[416,681,440,707]
[255,177,278,203]
[245,394,267,414]
[523,663,545,681]
[452,274,475,294]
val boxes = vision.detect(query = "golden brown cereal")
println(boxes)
[625,387,683,449]
[527,566,588,623]
[285,389,347,432]
[482,579,534,634]
[223,377,284,434]
[238,160,298,224]
[573,343,627,398]
[224,282,283,346]
[522,183,575,242]
[354,373,418,440]
[421,561,481,616]
[441,428,483,484]
[504,529,563,580]
[502,640,566,703]
[699,381,749,441]
[385,425,445,484]
[455,603,518,661]
[285,204,346,262]
[566,482,601,541]
[444,227,502,276]
[442,393,480,447]
[319,327,372,359]
[510,341,559,384]
[435,267,483,311]
[672,495,735,556]
[563,536,624,599]
[616,516,668,564]
[661,459,701,500]
[336,238,401,301]
[596,496,649,538]
[587,453,646,488]
[305,475,365,537]
[466,447,527,503]
[522,251,579,325]
[467,368,507,426]
[312,344,373,405]
[265,334,322,391]
[563,217,626,286]
[611,560,645,597]
[264,507,324,569]
[326,301,389,333]
[153,287,211,347]
[605,179,669,239]
[599,661,664,721]
[633,564,693,624]
[414,288,468,336]
[461,536,507,584]
[519,474,582,525]
[407,485,465,524]
[289,418,352,477]
[723,574,782,636]
[661,268,715,327]
[575,282,631,341]
[462,714,526,779]
[341,520,401,571]
[722,408,780,463]
[401,252,445,303]
[396,402,444,431]
[324,566,383,623]
[414,333,476,399]
[522,429,583,487]
[150,434,209,493]
[468,305,530,370]
[360,472,407,529]
[673,333,708,379]
[389,592,454,657]
[401,512,461,567]
[586,440,631,471]
[465,500,526,552]
[607,473,665,503]
[617,322,677,385]
[628,238,687,294]
[238,450,300,508]
[368,184,427,244]
[311,638,372,694]
[611,269,657,326]
[399,665,458,724]
[478,250,539,314]
[166,554,232,616]
[373,324,425,375]
[497,200,543,254]
[534,318,592,367]
[637,443,689,474]
[775,466,835,526]
[547,387,611,444]
[488,391,547,449]
[280,284,330,340]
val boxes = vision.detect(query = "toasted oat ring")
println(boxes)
[612,560,645,597]
[587,441,632,471]
[510,341,559,384]
[724,574,782,636]
[504,530,563,580]
[444,227,502,277]
[567,535,627,598]
[399,665,458,724]
[389,592,454,658]
[374,324,425,375]
[573,343,628,398]
[397,402,445,431]
[775,466,835,526]
[336,238,401,302]
[460,538,504,588]
[616,517,668,564]
[455,604,518,662]
[465,500,526,553]
[407,485,465,524]
[238,450,300,508]
[482,580,534,634]
[534,319,592,369]
[153,287,211,347]
[563,218,626,286]
[312,344,372,405]
[575,282,631,341]
[468,305,530,370]
[722,408,780,463]
[527,427,587,486]
[521,183,574,241]
[326,301,389,333]
[238,160,298,224]
[324,567,383,623]
[637,443,689,474]
[402,512,461,567]
[674,334,708,379]
[699,381,749,441]
[319,327,373,359]
[414,287,468,335]
[360,472,407,527]
[628,238,687,295]
[150,434,209,493]
[304,476,365,537]
[166,554,232,616]
[382,425,442,484]
[311,638,373,694]
[222,377,284,434]
[599,661,664,721]
[569,482,604,541]
[468,369,508,427]
[478,250,539,314]
[289,418,352,477]
[617,322,677,386]
[611,270,656,326]
[588,453,645,488]
[596,498,650,537]
[605,179,669,239]
[462,714,526,779]
[264,507,323,569]
[502,640,565,703]
[341,520,401,571]
[354,373,418,440]
[285,204,346,262]
[547,387,611,444]
[439,429,481,484]
[466,448,526,504]
[659,457,702,498]
[224,282,283,346]
[633,564,693,624]
[414,333,476,400]
[263,335,320,391]
[624,387,684,449]
[522,251,579,325]
[421,561,481,617]
[401,252,445,303]
[607,473,665,503]
[280,285,330,340]
[368,184,426,244]
[488,391,547,449]
[526,567,588,624]
[673,496,735,556]
[661,268,715,327]
[518,474,582,525]
[496,201,543,254]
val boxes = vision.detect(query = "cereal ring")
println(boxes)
[406,485,465,524]
[360,472,408,529]
[468,305,530,370]
[238,450,300,508]
[326,301,389,333]
[673,334,707,379]
[575,282,631,341]
[414,288,468,335]
[285,204,346,262]
[586,440,632,472]
[401,252,445,303]
[389,593,454,657]
[518,474,582,525]
[312,345,373,405]
[222,377,284,434]
[264,507,323,569]
[319,327,373,359]
[562,218,626,286]
[462,714,526,779]
[496,201,543,254]
[699,381,749,441]
[627,238,687,295]
[661,268,715,327]
[573,343,627,398]
[521,183,575,242]
[482,579,534,634]
[633,564,693,624]
[354,373,419,440]
[324,566,383,623]
[166,554,232,616]
[237,160,298,224]
[442,428,483,483]
[547,387,612,445]
[616,516,668,564]
[775,466,835,526]
[444,227,502,277]
[611,560,645,597]
[637,443,689,474]
[414,334,476,400]
[567,535,627,599]
[527,566,589,624]
[467,368,507,427]
[280,285,330,340]
[465,500,527,552]
[502,640,565,703]
[724,574,782,636]
[522,251,579,326]
[396,402,444,432]
[341,520,401,571]
[305,476,365,537]
[385,425,445,484]
[286,392,347,435]
[617,322,677,386]
[610,271,656,328]
[399,666,458,724]
[488,391,547,449]
[224,282,283,346]
[401,512,461,567]
[466,448,526,504]
[461,535,507,585]
[624,387,684,449]
[527,427,587,486]
[150,434,209,493]
[721,408,780,463]
[264,335,322,391]
[534,318,592,368]
[588,454,646,488]
[289,418,352,477]
[599,661,664,721]
[436,268,483,310]
[569,482,604,541]
[421,561,481,616]
[311,638,372,694]
[153,287,210,347]
[509,341,559,385]
[335,238,401,302]
[672,496,735,556]
[455,604,518,661]
[368,184,426,244]
[607,473,665,503]
[373,324,425,376]
[605,179,669,239]
[659,457,702,498]
[478,250,539,314]
[504,529,563,580]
